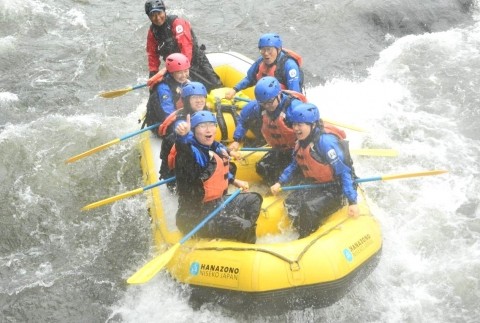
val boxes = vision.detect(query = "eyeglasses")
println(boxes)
[196,122,216,130]
[259,47,276,54]
[259,97,277,107]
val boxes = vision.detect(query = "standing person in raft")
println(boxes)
[229,76,304,184]
[143,53,190,134]
[144,0,223,92]
[270,103,359,238]
[224,32,304,100]
[173,111,261,243]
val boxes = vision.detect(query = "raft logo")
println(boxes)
[348,234,372,256]
[189,262,200,276]
[200,263,240,279]
[343,249,353,262]
[189,261,241,288]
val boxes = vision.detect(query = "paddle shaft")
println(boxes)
[99,83,147,98]
[234,97,364,132]
[82,176,175,211]
[66,123,160,164]
[180,188,242,243]
[126,188,242,284]
[239,147,398,157]
[280,170,447,191]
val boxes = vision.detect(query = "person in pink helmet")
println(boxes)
[143,53,191,135]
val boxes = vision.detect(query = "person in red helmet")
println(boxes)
[144,0,223,92]
[143,53,190,135]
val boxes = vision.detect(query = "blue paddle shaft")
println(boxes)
[132,83,148,90]
[180,189,242,243]
[119,123,161,141]
[143,177,176,191]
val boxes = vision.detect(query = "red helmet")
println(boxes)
[165,53,191,73]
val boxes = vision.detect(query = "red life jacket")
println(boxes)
[261,110,296,150]
[282,89,307,102]
[259,93,304,150]
[294,124,347,183]
[255,48,304,90]
[168,145,229,202]
[202,152,229,202]
[158,110,178,137]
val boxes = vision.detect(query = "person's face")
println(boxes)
[189,95,206,112]
[193,122,217,146]
[172,69,189,83]
[259,46,279,65]
[149,10,166,26]
[292,122,312,141]
[259,95,280,112]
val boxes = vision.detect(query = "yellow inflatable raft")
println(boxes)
[137,52,382,313]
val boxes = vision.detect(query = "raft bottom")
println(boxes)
[187,249,381,315]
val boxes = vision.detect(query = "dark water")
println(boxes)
[1,0,479,322]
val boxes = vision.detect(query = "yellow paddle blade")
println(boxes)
[99,87,134,99]
[81,187,144,211]
[382,169,448,181]
[323,118,366,132]
[351,148,398,157]
[127,243,180,284]
[66,139,120,164]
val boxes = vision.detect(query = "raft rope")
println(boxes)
[194,212,352,269]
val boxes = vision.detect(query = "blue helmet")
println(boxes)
[181,82,207,98]
[191,111,217,129]
[258,33,282,49]
[145,0,165,15]
[254,76,281,103]
[290,103,320,124]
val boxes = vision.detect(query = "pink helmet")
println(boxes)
[165,53,191,73]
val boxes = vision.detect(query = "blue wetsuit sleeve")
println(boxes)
[283,58,302,92]
[156,83,176,117]
[233,100,260,141]
[233,58,262,91]
[317,135,357,204]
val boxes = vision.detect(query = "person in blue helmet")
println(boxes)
[172,111,262,243]
[224,33,304,100]
[270,103,359,238]
[228,76,304,184]
[158,81,210,184]
[143,53,191,134]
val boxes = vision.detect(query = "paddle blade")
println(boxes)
[382,169,448,181]
[127,243,180,284]
[323,118,366,132]
[81,187,144,211]
[99,87,134,99]
[65,139,120,164]
[351,148,398,157]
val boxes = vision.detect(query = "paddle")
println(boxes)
[233,97,365,132]
[127,188,243,284]
[99,83,147,99]
[65,123,161,164]
[239,147,398,157]
[279,170,448,192]
[81,177,176,211]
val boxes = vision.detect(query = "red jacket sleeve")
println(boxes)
[146,28,160,73]
[171,18,194,62]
